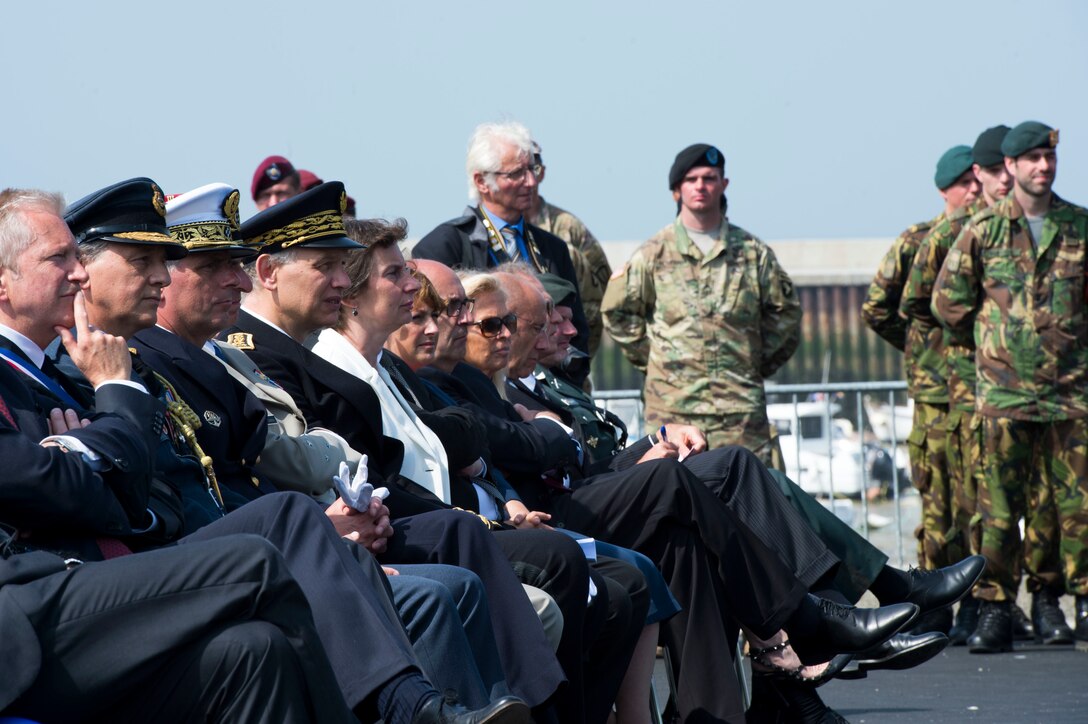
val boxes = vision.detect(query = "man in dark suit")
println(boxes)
[0,184,529,724]
[410,121,591,384]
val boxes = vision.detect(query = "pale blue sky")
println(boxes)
[3,0,1085,242]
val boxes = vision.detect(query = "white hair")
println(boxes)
[465,121,535,203]
[0,189,66,273]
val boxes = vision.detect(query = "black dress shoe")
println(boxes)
[853,632,949,672]
[412,695,531,724]
[901,556,986,613]
[967,600,1012,654]
[1012,602,1035,641]
[906,606,952,636]
[948,597,979,646]
[1031,589,1074,645]
[1075,595,1088,642]
[790,595,919,665]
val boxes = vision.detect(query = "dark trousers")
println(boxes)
[5,536,353,724]
[181,493,421,711]
[384,511,567,711]
[553,454,839,723]
[392,565,509,709]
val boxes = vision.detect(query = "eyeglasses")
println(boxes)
[472,313,518,338]
[491,164,543,184]
[440,296,475,318]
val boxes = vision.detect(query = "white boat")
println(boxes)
[769,401,891,498]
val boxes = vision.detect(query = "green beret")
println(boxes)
[972,125,1011,167]
[934,145,974,190]
[1001,121,1058,158]
[669,143,724,189]
[537,272,578,308]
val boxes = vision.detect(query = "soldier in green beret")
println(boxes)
[900,126,1033,645]
[933,121,1088,652]
[602,143,802,466]
[862,145,981,635]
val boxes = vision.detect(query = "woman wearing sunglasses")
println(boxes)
[461,275,519,397]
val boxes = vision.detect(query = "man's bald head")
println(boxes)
[496,270,551,378]
[411,258,459,295]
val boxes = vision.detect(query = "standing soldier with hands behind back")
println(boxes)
[933,121,1088,652]
[603,143,801,465]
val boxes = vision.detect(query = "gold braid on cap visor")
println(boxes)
[245,210,345,250]
[169,222,234,247]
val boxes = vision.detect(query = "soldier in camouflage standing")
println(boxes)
[863,145,980,634]
[602,143,801,465]
[933,121,1088,652]
[528,140,612,360]
[901,126,1033,645]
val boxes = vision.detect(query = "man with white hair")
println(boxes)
[412,121,591,380]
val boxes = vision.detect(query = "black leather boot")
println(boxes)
[1074,595,1088,642]
[967,600,1012,654]
[1031,589,1074,645]
[1011,602,1035,641]
[948,597,979,646]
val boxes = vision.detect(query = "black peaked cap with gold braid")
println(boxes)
[65,177,188,260]
[238,180,363,254]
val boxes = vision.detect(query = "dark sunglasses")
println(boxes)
[472,313,518,338]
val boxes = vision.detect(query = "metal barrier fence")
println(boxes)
[595,381,914,567]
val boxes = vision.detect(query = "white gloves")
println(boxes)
[332,455,389,511]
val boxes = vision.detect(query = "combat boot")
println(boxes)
[948,597,979,646]
[1074,595,1088,642]
[1031,589,1074,645]
[967,600,1012,654]
[1011,602,1035,641]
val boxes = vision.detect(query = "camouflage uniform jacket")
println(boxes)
[861,213,948,403]
[932,193,1088,421]
[901,203,986,413]
[601,216,801,419]
[532,198,612,356]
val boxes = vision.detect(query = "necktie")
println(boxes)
[500,226,520,261]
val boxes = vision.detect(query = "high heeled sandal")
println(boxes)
[749,640,853,688]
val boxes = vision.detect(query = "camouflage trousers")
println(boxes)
[977,417,1088,601]
[906,401,963,570]
[646,408,782,471]
[945,408,983,558]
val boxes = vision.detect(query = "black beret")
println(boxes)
[934,146,974,190]
[972,125,1011,167]
[669,144,725,189]
[538,272,578,309]
[239,181,363,254]
[1001,121,1058,158]
[65,177,188,260]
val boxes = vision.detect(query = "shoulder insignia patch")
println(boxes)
[226,333,254,350]
[946,248,962,274]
